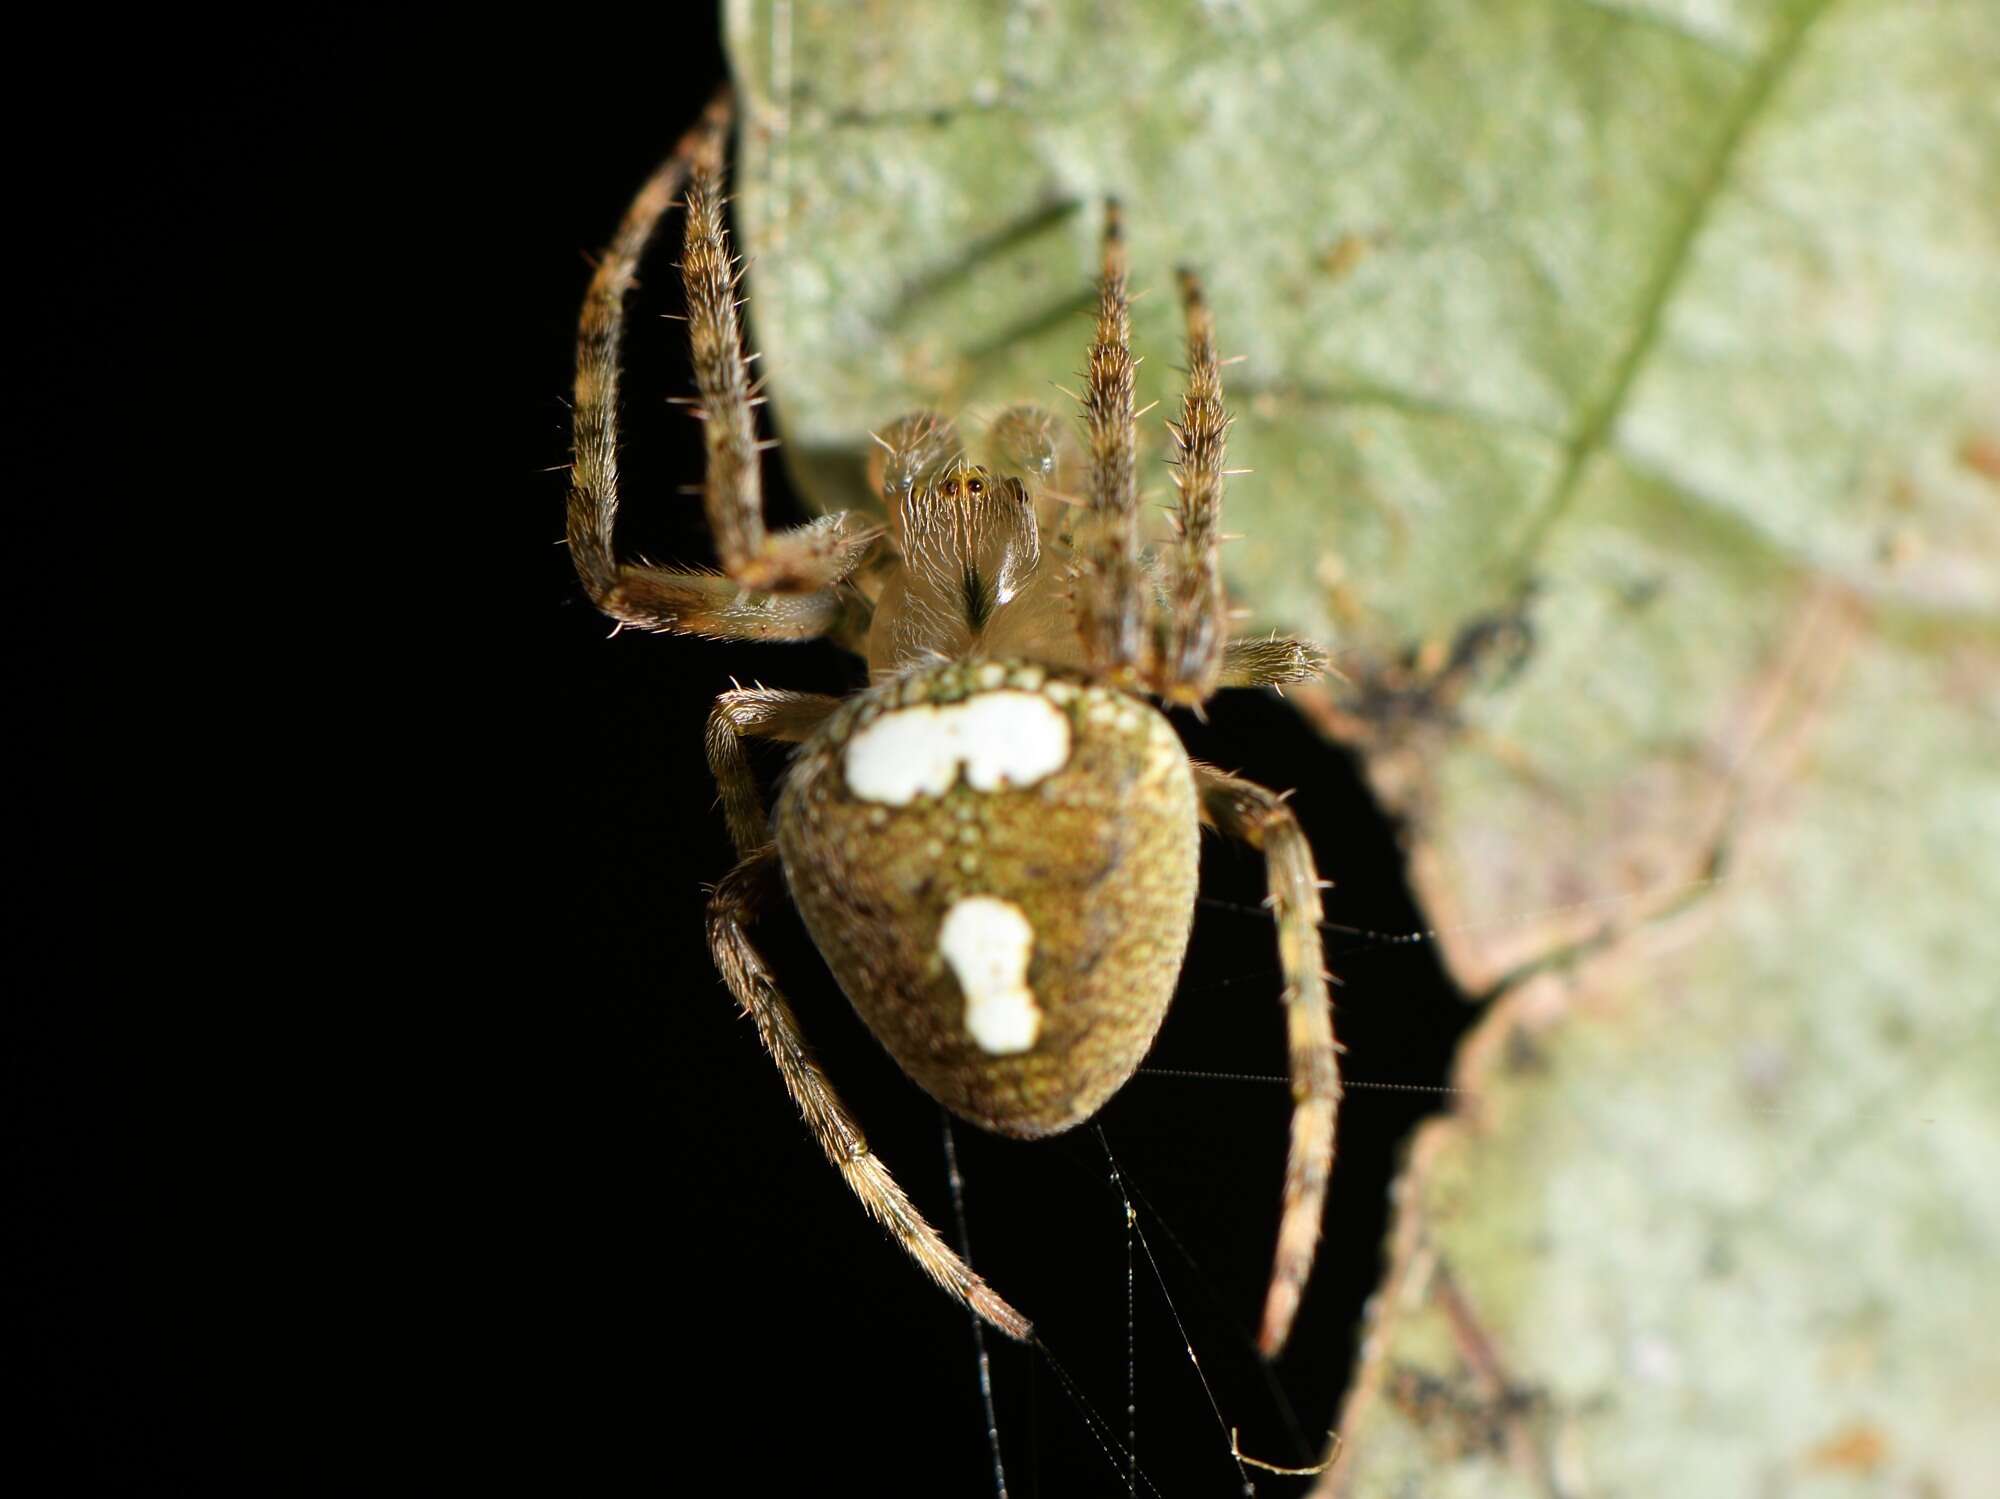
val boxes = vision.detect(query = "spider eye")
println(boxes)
[968,478,984,495]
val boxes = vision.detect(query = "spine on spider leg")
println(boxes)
[565,93,730,608]
[1076,201,1144,675]
[1159,270,1229,703]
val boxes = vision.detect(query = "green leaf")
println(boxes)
[726,0,2000,1489]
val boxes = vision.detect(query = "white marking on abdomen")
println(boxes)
[844,690,1070,805]
[938,896,1041,1054]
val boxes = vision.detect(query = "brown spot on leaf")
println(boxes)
[1802,1421,1888,1473]
[1959,432,2000,485]
[1317,233,1375,280]
[1875,527,1921,569]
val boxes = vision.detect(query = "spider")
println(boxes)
[566,92,1342,1357]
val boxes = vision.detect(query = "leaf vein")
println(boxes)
[1514,0,1835,570]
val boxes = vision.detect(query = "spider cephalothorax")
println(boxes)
[567,92,1341,1355]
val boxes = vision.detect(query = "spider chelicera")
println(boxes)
[566,92,1342,1355]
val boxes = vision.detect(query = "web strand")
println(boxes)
[942,1114,1009,1499]
[1105,1148,1314,1461]
[1197,875,1722,951]
[1031,1334,1168,1499]
[1097,1126,1262,1495]
[1140,1067,1476,1102]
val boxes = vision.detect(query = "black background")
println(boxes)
[15,17,1478,1494]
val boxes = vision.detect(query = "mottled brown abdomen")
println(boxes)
[776,659,1198,1137]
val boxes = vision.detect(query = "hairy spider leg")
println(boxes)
[1162,278,1328,694]
[1217,634,1333,690]
[1194,763,1343,1357]
[681,117,878,592]
[1069,213,1324,701]
[1074,201,1147,682]
[566,90,874,640]
[704,689,1033,1343]
[1156,271,1230,704]
[704,687,842,853]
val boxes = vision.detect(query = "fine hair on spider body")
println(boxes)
[566,89,1341,1357]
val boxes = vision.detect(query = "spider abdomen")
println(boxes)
[776,659,1199,1138]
